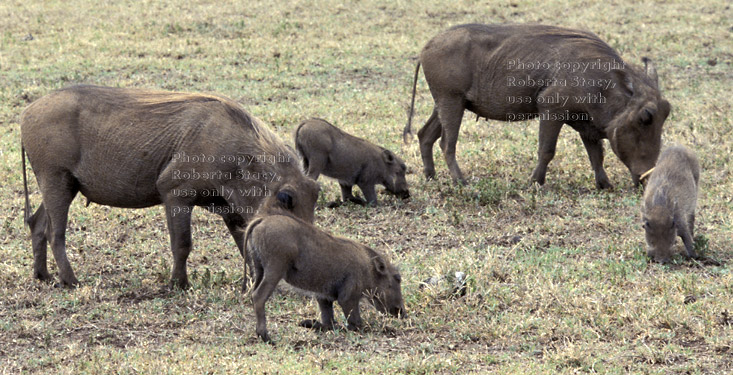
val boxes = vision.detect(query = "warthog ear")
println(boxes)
[639,108,655,126]
[612,69,634,97]
[276,190,295,210]
[372,256,388,276]
[642,57,659,89]
[382,150,395,165]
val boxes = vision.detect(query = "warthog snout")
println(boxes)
[373,297,406,318]
[390,306,407,318]
[632,173,642,187]
[390,188,410,200]
[647,249,671,264]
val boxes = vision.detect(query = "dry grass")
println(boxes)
[1,0,731,373]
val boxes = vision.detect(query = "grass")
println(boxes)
[1,0,732,373]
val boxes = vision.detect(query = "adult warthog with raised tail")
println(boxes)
[21,85,319,289]
[404,24,670,189]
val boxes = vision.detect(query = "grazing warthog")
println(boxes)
[244,211,405,343]
[21,85,319,288]
[295,118,409,205]
[404,24,670,188]
[642,145,700,263]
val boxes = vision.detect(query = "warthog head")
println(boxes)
[366,254,406,318]
[262,177,320,223]
[381,149,410,200]
[607,59,671,186]
[642,203,677,264]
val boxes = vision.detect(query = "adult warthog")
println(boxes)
[404,24,670,188]
[21,85,319,288]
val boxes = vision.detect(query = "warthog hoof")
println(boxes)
[299,319,326,331]
[53,280,79,289]
[393,190,411,199]
[257,331,273,344]
[33,270,53,283]
[168,278,190,290]
[595,178,613,190]
[299,319,332,331]
[346,197,367,206]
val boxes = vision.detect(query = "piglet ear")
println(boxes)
[372,256,387,276]
[382,150,395,165]
[277,190,294,210]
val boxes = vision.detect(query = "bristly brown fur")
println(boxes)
[294,118,409,205]
[244,212,405,343]
[405,23,670,188]
[20,84,319,288]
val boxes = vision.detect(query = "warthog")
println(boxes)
[21,85,319,288]
[404,24,670,188]
[642,145,700,263]
[244,211,405,343]
[295,118,409,205]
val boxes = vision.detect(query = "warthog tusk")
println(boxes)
[640,167,655,181]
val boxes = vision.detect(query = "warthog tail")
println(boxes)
[403,61,421,144]
[21,143,31,226]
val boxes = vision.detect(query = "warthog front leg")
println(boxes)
[223,213,250,282]
[300,297,336,331]
[580,134,612,190]
[222,214,246,257]
[358,183,378,205]
[339,297,364,331]
[678,220,698,259]
[339,183,366,206]
[688,213,695,240]
[532,120,564,186]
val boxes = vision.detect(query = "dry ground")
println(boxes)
[0,0,731,373]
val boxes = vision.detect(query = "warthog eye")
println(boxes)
[276,190,294,210]
[640,108,654,126]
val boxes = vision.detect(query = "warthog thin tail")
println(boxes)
[21,143,31,226]
[403,61,421,144]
